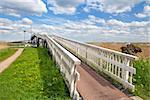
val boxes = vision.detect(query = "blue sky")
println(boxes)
[0,0,149,42]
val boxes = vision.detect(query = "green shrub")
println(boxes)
[134,58,150,100]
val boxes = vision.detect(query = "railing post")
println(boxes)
[86,47,88,59]
[123,59,130,86]
[70,79,74,98]
[60,55,63,72]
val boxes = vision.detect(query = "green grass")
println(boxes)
[134,58,150,100]
[0,48,17,62]
[0,47,70,100]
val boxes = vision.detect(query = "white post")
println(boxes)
[123,59,130,83]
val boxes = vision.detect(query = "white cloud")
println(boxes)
[0,17,34,41]
[129,21,149,27]
[107,19,126,26]
[88,15,105,24]
[135,5,150,18]
[135,13,147,18]
[22,18,33,24]
[0,18,33,34]
[0,16,149,42]
[84,0,143,14]
[0,7,21,17]
[47,0,84,14]
[0,0,47,17]
[0,18,13,25]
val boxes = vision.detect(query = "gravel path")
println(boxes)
[0,48,24,73]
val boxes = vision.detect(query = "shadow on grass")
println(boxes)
[37,47,70,99]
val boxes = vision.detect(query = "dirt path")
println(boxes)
[0,48,24,73]
[77,63,130,100]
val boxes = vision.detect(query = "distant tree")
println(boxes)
[120,43,142,55]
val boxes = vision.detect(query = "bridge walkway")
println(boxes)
[32,34,133,100]
[77,62,130,100]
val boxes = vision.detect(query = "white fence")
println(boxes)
[37,35,81,99]
[53,35,138,90]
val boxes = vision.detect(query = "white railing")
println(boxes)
[36,35,81,99]
[53,35,138,90]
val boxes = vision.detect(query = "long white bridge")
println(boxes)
[31,34,138,100]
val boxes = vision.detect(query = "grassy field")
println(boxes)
[0,48,17,62]
[134,58,150,100]
[0,42,8,50]
[88,42,150,58]
[0,47,70,100]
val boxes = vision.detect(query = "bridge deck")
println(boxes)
[77,63,130,100]
[32,34,133,99]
